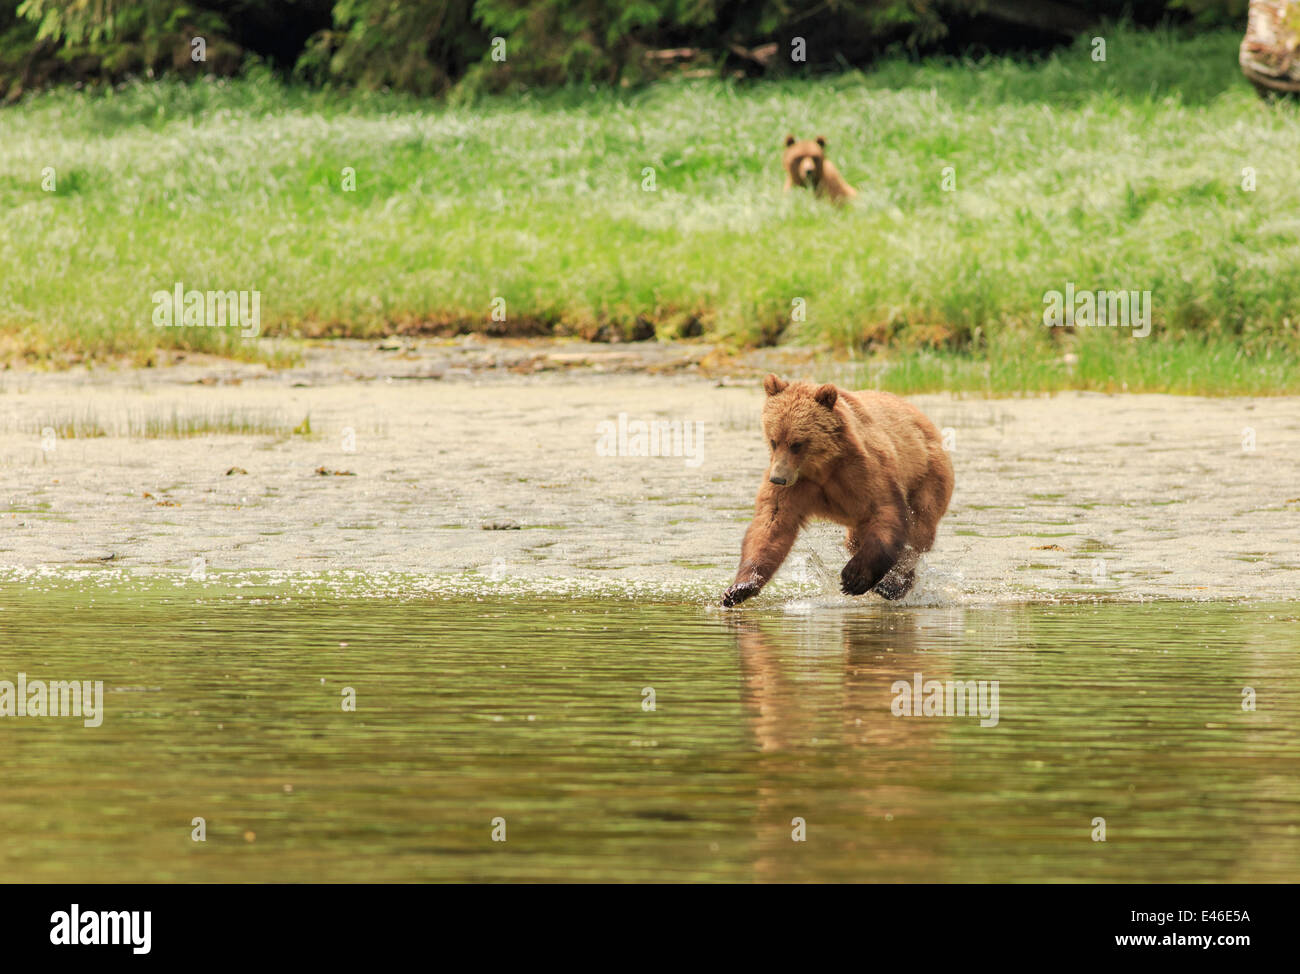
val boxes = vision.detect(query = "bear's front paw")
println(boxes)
[722,581,761,607]
[840,561,879,597]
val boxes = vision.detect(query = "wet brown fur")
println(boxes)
[722,375,953,606]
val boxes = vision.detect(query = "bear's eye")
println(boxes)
[770,439,777,450]
[790,441,804,453]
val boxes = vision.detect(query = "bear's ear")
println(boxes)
[764,374,788,396]
[784,134,796,147]
[815,135,827,148]
[813,383,838,409]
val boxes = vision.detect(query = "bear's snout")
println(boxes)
[768,458,798,486]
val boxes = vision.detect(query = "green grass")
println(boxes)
[858,333,1300,396]
[21,408,314,438]
[1,27,1299,393]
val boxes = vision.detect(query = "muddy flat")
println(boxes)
[2,339,1297,603]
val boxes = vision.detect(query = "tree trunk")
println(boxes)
[1241,0,1300,93]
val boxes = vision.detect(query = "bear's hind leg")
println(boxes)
[842,505,906,597]
[873,548,919,600]
[872,477,949,600]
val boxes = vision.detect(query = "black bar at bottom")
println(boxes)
[0,883,1283,961]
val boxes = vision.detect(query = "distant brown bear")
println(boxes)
[782,134,857,203]
[722,375,953,606]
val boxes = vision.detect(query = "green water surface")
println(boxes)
[1,588,1297,882]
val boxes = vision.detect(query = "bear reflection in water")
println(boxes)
[724,609,960,880]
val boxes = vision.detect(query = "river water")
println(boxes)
[2,581,1296,882]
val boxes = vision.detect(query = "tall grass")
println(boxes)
[856,333,1300,397]
[0,27,1298,391]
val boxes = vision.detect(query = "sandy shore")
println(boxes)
[2,338,1298,603]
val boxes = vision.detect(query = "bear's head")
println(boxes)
[783,134,828,190]
[761,374,841,487]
